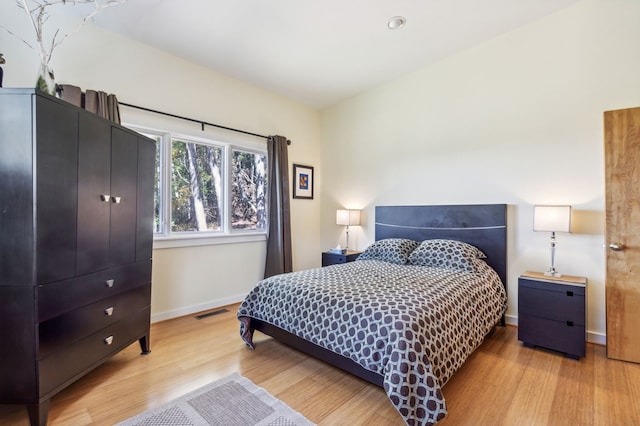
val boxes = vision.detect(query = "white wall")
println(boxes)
[321,0,640,343]
[0,4,323,321]
[4,1,639,337]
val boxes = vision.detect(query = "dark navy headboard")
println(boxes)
[375,204,507,286]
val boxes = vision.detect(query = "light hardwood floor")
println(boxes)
[2,303,640,426]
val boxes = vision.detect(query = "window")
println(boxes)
[137,128,268,245]
[171,139,223,232]
[146,134,162,234]
[231,149,267,230]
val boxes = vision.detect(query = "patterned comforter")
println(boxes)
[237,259,507,425]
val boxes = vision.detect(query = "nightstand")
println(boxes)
[321,250,361,266]
[518,271,587,359]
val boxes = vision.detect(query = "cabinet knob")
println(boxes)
[100,194,111,202]
[104,335,114,345]
[112,196,122,204]
[105,279,115,288]
[105,307,114,316]
[608,243,623,251]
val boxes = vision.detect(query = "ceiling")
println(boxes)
[71,0,581,109]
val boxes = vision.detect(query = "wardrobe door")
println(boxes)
[77,113,111,275]
[0,92,34,284]
[35,96,78,284]
[109,127,138,266]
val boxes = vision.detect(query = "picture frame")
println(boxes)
[292,164,314,199]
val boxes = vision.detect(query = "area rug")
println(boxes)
[116,373,315,426]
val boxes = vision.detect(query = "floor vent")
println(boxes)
[195,308,229,320]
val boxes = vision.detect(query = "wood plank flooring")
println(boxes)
[1,303,639,426]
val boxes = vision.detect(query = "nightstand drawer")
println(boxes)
[518,313,586,358]
[518,280,585,326]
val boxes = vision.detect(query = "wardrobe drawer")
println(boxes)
[37,261,151,321]
[38,284,151,357]
[38,306,150,397]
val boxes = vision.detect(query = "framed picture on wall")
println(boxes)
[293,164,314,199]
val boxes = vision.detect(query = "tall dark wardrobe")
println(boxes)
[0,88,155,425]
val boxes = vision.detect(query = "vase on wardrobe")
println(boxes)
[36,63,56,95]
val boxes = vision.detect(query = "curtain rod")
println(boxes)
[120,101,288,143]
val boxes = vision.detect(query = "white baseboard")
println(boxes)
[504,314,606,346]
[504,313,518,326]
[151,294,246,323]
[586,331,606,346]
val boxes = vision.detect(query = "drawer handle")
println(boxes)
[566,291,574,297]
[566,321,574,327]
[105,279,115,288]
[105,307,114,316]
[104,335,114,345]
[100,194,111,202]
[112,196,122,204]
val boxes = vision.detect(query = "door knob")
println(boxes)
[609,243,623,251]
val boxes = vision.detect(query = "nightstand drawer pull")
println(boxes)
[105,279,115,288]
[104,335,114,345]
[105,307,114,316]
[566,291,574,297]
[566,321,574,327]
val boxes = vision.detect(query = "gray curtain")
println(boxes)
[264,135,292,278]
[85,90,121,124]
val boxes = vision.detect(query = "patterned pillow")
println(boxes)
[356,238,420,265]
[408,239,486,272]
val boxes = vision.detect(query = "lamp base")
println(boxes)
[544,269,562,277]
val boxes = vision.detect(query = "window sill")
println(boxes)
[153,232,267,249]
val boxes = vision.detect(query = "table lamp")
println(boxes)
[533,205,571,277]
[336,209,361,251]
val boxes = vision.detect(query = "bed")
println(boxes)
[237,204,508,426]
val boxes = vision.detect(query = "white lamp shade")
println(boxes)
[533,205,571,233]
[336,209,361,226]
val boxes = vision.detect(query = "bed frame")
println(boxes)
[251,204,508,387]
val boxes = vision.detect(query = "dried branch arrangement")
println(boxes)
[1,0,127,94]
